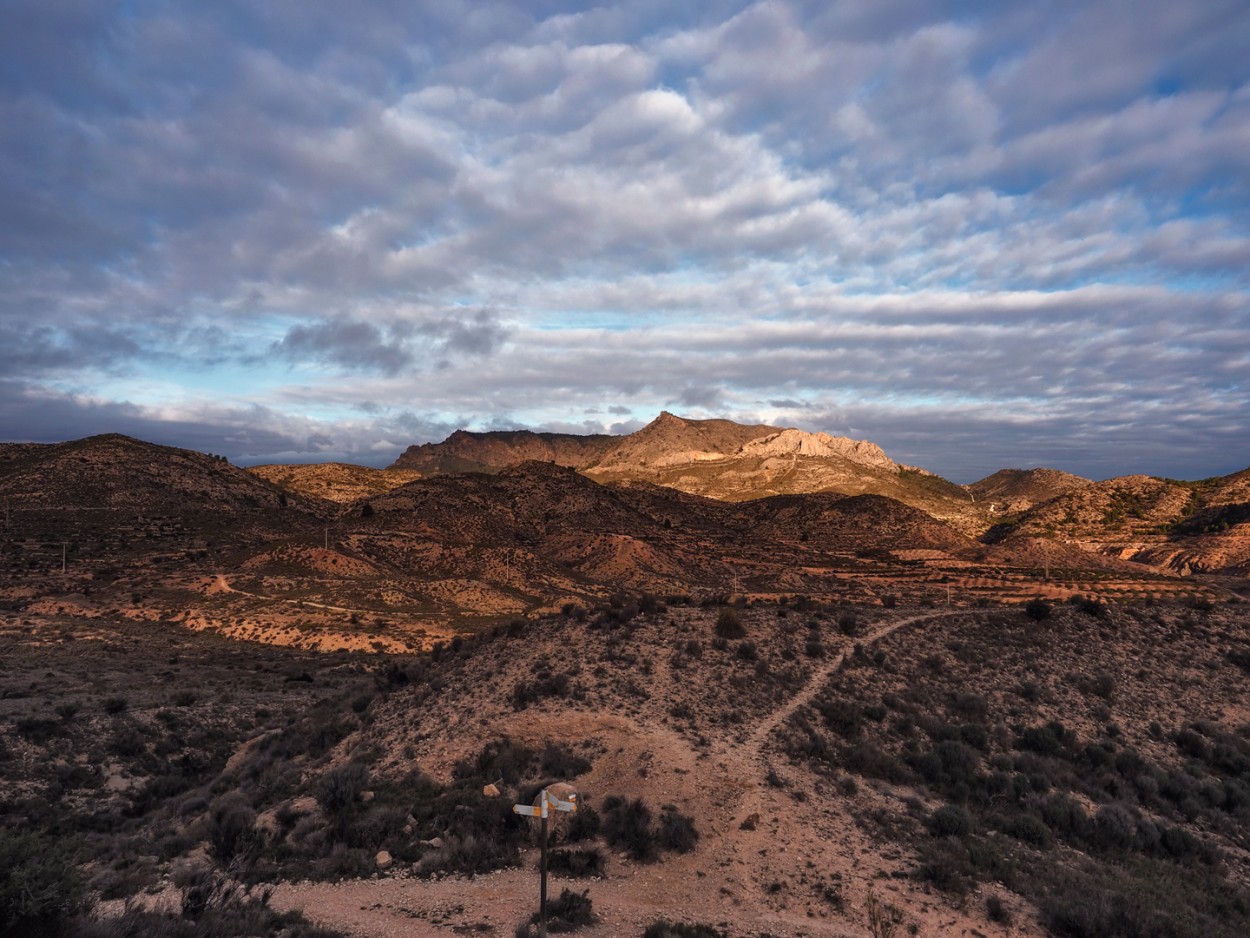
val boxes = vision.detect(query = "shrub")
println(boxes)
[564,804,601,843]
[928,804,973,837]
[644,923,727,938]
[315,762,370,820]
[457,738,537,785]
[714,610,746,639]
[540,743,592,779]
[1093,802,1138,850]
[0,828,85,936]
[512,672,572,710]
[819,700,863,739]
[1024,598,1051,621]
[1016,721,1071,756]
[519,888,593,934]
[14,716,64,744]
[1069,595,1107,618]
[657,808,699,853]
[985,893,1013,925]
[208,792,263,868]
[1003,813,1053,848]
[545,848,604,877]
[601,796,657,862]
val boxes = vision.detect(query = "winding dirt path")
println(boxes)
[745,609,980,756]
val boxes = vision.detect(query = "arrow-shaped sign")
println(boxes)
[513,789,578,818]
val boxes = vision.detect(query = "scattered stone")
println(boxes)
[483,782,500,797]
[375,850,393,871]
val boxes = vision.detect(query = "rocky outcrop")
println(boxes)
[737,428,895,469]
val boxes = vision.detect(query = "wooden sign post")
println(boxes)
[513,787,578,937]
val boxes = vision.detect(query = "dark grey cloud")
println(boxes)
[269,310,509,375]
[415,309,511,356]
[272,320,414,375]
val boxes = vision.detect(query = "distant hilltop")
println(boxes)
[391,410,895,476]
[391,411,1012,533]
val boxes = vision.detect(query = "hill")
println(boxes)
[967,467,1091,514]
[248,462,424,504]
[990,471,1250,576]
[6,597,1250,938]
[0,433,325,561]
[391,427,616,475]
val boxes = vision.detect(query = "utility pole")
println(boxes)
[61,542,67,574]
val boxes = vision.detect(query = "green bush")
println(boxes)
[601,796,657,862]
[714,609,745,639]
[207,792,263,868]
[928,804,973,837]
[315,762,370,823]
[1024,598,1051,621]
[0,828,85,936]
[545,848,604,877]
[657,808,699,853]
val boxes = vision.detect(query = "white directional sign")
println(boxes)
[513,788,578,818]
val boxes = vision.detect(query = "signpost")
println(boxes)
[513,787,578,938]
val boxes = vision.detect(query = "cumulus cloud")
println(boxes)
[1,0,1247,481]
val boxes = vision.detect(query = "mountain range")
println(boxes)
[1,416,1246,653]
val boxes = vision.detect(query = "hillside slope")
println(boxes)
[249,462,424,504]
[991,471,1250,576]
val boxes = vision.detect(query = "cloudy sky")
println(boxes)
[3,1,1248,482]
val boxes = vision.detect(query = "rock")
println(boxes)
[740,813,760,831]
[422,836,445,849]
[482,783,500,798]
[375,850,393,871]
[361,789,375,804]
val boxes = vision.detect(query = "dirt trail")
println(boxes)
[209,573,360,614]
[744,609,978,756]
[272,610,975,938]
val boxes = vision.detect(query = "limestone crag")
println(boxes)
[738,428,895,469]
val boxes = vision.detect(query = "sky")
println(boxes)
[2,0,1248,483]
